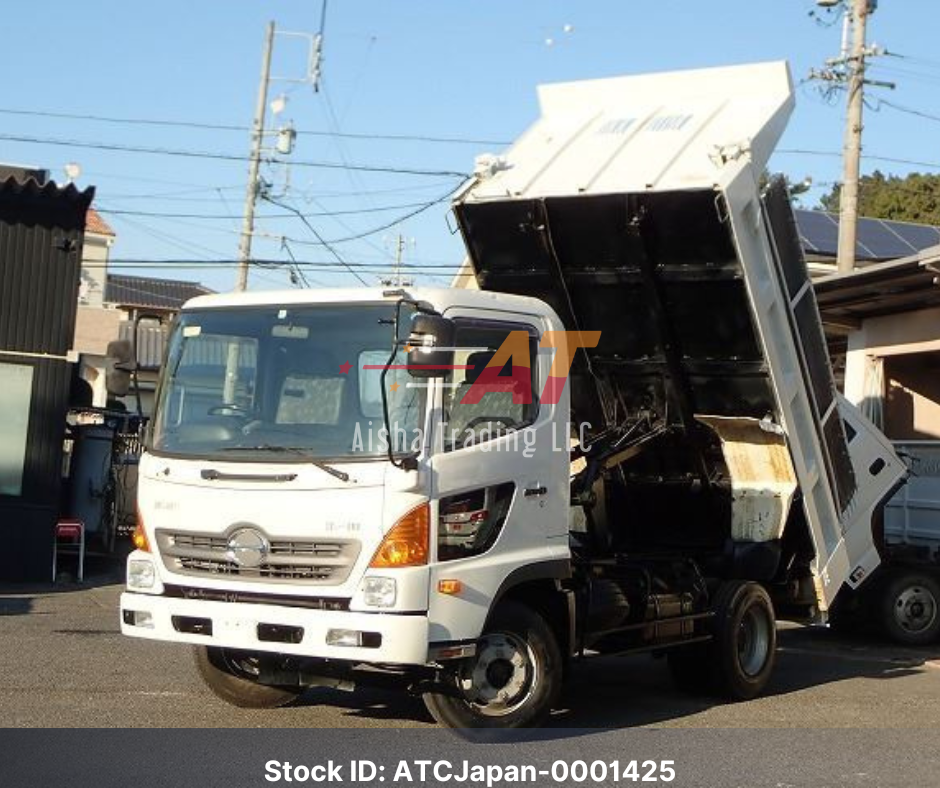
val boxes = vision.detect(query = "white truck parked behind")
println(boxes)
[121,62,904,729]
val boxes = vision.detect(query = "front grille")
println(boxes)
[156,529,361,586]
[163,584,351,611]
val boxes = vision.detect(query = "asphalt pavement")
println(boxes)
[2,564,940,730]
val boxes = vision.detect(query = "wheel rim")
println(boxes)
[457,632,538,717]
[737,605,772,677]
[894,585,938,634]
[218,649,262,680]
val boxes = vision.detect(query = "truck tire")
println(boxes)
[194,647,303,709]
[709,580,777,701]
[422,600,562,730]
[880,571,940,646]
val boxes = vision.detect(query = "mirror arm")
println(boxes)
[380,300,414,471]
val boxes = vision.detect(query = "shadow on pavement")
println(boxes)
[276,625,940,735]
[293,686,434,725]
[544,625,940,731]
[0,596,33,616]
[0,555,124,598]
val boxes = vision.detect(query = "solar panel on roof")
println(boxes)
[794,210,940,262]
[795,210,839,255]
[895,222,940,251]
[856,218,915,260]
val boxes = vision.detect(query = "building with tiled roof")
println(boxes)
[78,208,116,308]
[105,273,214,312]
[85,207,115,237]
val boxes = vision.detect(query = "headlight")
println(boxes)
[361,576,397,607]
[128,558,156,590]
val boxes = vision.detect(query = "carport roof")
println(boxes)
[814,245,940,328]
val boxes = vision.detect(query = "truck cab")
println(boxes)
[121,288,579,721]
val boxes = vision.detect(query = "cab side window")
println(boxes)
[442,322,539,452]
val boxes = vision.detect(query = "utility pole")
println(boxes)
[382,234,413,287]
[836,0,869,274]
[236,20,275,292]
[393,234,405,287]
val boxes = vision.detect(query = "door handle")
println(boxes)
[524,485,547,498]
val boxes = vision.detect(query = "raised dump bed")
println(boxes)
[455,61,905,610]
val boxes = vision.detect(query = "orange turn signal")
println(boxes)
[437,579,463,596]
[132,514,151,553]
[369,503,430,568]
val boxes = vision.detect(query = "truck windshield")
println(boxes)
[150,304,425,462]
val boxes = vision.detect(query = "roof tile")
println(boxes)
[105,273,214,310]
[85,208,115,236]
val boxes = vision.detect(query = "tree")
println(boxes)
[819,171,940,225]
[759,170,813,203]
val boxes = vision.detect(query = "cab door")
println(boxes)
[425,309,570,645]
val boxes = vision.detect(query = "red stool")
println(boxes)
[52,519,85,583]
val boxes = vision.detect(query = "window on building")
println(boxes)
[0,363,34,497]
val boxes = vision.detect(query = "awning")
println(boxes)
[814,245,940,329]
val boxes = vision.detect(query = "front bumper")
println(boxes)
[120,591,431,666]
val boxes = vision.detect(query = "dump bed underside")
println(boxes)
[457,184,857,515]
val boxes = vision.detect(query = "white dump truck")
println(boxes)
[121,61,904,728]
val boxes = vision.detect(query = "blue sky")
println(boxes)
[2,1,939,293]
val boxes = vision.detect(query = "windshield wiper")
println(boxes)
[221,445,351,483]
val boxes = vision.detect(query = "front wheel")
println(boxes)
[423,601,562,729]
[194,647,303,709]
[880,571,940,646]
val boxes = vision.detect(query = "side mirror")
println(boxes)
[406,313,455,379]
[105,339,134,396]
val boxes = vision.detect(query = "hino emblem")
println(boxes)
[225,527,269,569]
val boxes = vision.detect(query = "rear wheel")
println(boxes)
[710,581,776,700]
[669,581,776,700]
[880,571,940,646]
[193,647,303,709]
[422,601,562,729]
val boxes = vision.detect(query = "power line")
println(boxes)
[263,195,369,285]
[85,261,469,282]
[885,52,940,72]
[96,178,456,202]
[0,132,470,178]
[313,186,460,244]
[0,106,509,146]
[95,197,450,220]
[104,184,243,200]
[777,149,940,171]
[282,239,325,287]
[240,186,459,247]
[107,213,230,260]
[867,62,940,86]
[280,240,310,288]
[874,98,940,125]
[96,191,461,251]
[96,257,464,271]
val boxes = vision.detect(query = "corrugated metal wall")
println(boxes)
[0,178,89,356]
[0,177,93,582]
